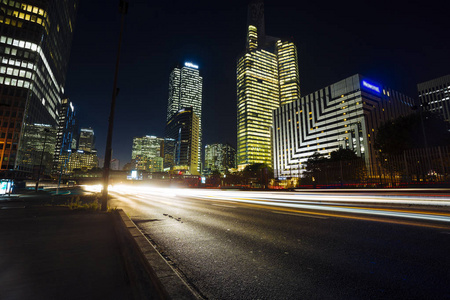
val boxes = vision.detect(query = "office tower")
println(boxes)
[237,0,300,170]
[20,123,56,177]
[78,127,95,152]
[0,0,78,176]
[60,150,98,174]
[272,74,415,178]
[417,74,450,125]
[131,135,164,172]
[52,98,77,174]
[166,62,203,172]
[164,108,199,175]
[204,143,237,175]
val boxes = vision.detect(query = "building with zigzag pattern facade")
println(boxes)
[272,74,415,179]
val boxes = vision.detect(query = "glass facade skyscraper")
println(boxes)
[166,62,203,172]
[52,98,77,174]
[164,107,199,175]
[237,0,300,170]
[78,127,95,153]
[0,0,78,176]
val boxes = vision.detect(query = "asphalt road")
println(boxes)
[108,187,450,299]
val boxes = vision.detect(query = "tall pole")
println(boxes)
[102,0,128,211]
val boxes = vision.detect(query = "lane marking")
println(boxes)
[1,206,25,209]
[271,211,328,219]
[211,204,236,208]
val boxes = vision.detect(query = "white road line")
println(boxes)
[1,206,25,209]
[211,204,236,208]
[271,211,328,219]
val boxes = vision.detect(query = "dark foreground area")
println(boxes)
[0,192,163,300]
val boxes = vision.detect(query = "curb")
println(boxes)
[113,209,199,300]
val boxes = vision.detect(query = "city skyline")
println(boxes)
[64,0,449,167]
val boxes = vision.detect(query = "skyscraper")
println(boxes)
[52,98,77,174]
[78,127,95,153]
[164,108,199,175]
[237,0,300,170]
[417,74,450,125]
[167,62,203,172]
[0,0,78,176]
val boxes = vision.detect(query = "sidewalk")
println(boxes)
[0,196,159,300]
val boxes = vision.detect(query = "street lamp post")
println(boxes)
[101,0,128,211]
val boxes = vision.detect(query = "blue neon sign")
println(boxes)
[362,80,381,93]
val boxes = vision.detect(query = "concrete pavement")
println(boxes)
[0,192,197,300]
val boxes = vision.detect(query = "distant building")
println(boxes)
[78,127,95,152]
[131,135,164,172]
[19,123,57,177]
[237,0,300,170]
[52,98,77,174]
[54,126,99,174]
[61,150,98,174]
[204,143,236,174]
[273,74,415,178]
[110,158,120,171]
[0,0,79,175]
[417,74,450,125]
[167,62,203,172]
[164,108,199,175]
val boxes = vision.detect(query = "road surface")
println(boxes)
[107,187,450,299]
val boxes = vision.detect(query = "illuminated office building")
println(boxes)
[0,0,78,176]
[204,143,236,175]
[78,127,95,152]
[19,123,56,177]
[418,74,450,125]
[237,0,300,170]
[167,62,203,172]
[52,98,77,174]
[272,75,415,178]
[164,108,199,175]
[131,135,164,172]
[59,150,98,174]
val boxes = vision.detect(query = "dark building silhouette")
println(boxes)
[52,98,77,174]
[164,107,199,175]
[418,74,450,126]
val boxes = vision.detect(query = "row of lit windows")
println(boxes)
[0,1,49,33]
[0,64,33,77]
[0,36,60,95]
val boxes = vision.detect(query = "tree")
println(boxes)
[375,112,450,155]
[242,163,273,188]
[206,170,222,187]
[303,152,329,185]
[303,149,366,186]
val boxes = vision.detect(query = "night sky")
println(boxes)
[64,0,449,167]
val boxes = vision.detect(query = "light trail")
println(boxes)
[86,184,450,227]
